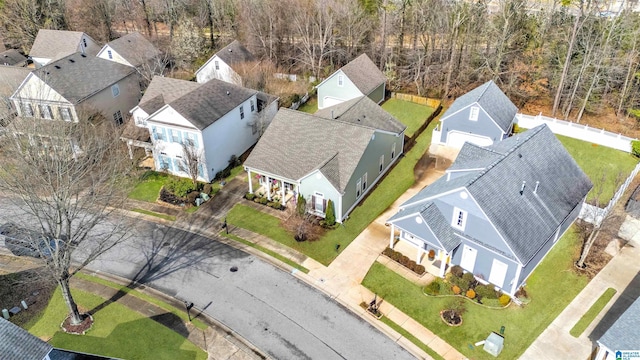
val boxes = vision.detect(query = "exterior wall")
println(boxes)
[195,56,241,85]
[317,70,364,109]
[367,83,386,104]
[298,171,341,218]
[130,107,150,127]
[440,103,505,145]
[339,130,404,221]
[393,218,440,251]
[97,45,133,67]
[12,75,77,120]
[80,73,141,123]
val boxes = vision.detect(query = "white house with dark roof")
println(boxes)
[11,52,140,124]
[594,297,640,360]
[195,40,256,85]
[97,32,160,68]
[244,96,405,223]
[0,65,31,123]
[29,29,100,68]
[387,125,592,296]
[316,53,386,110]
[133,76,277,182]
[432,80,517,149]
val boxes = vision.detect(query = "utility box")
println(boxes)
[483,332,504,357]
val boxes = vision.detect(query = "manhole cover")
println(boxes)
[230,266,238,272]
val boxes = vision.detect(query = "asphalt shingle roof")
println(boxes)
[441,80,517,132]
[214,40,255,69]
[420,203,461,252]
[30,52,135,103]
[0,65,30,99]
[0,318,52,360]
[314,96,406,133]
[29,30,99,61]
[339,54,386,95]
[104,32,160,67]
[598,297,640,351]
[1,49,26,66]
[139,76,201,114]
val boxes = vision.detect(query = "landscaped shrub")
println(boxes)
[245,193,256,200]
[382,247,394,257]
[452,285,461,295]
[515,287,528,299]
[165,177,195,197]
[425,281,441,295]
[475,284,498,299]
[215,168,231,180]
[296,194,306,215]
[400,255,410,266]
[159,187,184,205]
[203,183,212,195]
[450,265,464,278]
[186,191,200,205]
[414,264,425,274]
[259,197,268,205]
[466,289,476,299]
[499,294,511,306]
[325,200,336,226]
[632,140,640,158]
[462,272,476,290]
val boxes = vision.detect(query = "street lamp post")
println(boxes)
[184,301,194,321]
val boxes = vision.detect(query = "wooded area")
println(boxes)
[3,0,640,134]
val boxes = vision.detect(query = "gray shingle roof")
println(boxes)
[448,143,502,171]
[0,318,52,360]
[598,297,640,351]
[1,49,26,66]
[139,76,201,114]
[339,54,386,95]
[214,40,255,69]
[394,125,592,264]
[0,65,30,99]
[314,96,406,133]
[441,80,517,132]
[421,203,461,252]
[105,32,160,67]
[29,52,135,104]
[244,108,376,192]
[29,30,99,61]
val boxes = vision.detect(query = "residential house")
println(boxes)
[133,76,277,182]
[11,52,140,124]
[316,54,386,110]
[97,32,161,69]
[594,297,640,360]
[0,66,31,124]
[0,49,27,66]
[386,125,592,296]
[432,80,517,149]
[244,96,406,223]
[195,40,256,85]
[29,29,100,68]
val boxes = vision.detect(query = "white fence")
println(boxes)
[289,92,310,110]
[515,113,636,153]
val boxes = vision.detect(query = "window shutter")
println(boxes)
[161,128,167,141]
[323,199,327,212]
[152,126,158,140]
[312,195,316,207]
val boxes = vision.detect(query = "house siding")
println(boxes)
[393,218,440,251]
[440,104,505,145]
[97,46,132,67]
[367,83,386,105]
[196,56,241,85]
[317,70,363,109]
[299,172,341,217]
[79,73,141,123]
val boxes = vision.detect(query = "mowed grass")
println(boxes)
[570,287,617,337]
[220,232,309,273]
[297,96,318,114]
[382,98,435,137]
[362,227,588,360]
[557,135,637,204]
[228,119,439,265]
[128,171,168,202]
[29,287,207,360]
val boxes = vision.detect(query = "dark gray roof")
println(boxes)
[29,30,98,61]
[339,54,386,95]
[0,66,30,99]
[0,318,52,360]
[314,96,406,133]
[448,143,502,171]
[598,297,640,351]
[395,125,592,264]
[214,40,255,68]
[29,52,135,104]
[441,80,517,132]
[104,32,160,67]
[1,49,26,66]
[244,108,375,192]
[138,76,201,114]
[421,203,461,252]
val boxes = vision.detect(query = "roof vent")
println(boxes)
[520,181,526,195]
[226,91,230,95]
[534,181,540,194]
[228,49,232,52]
[54,65,61,69]
[69,59,75,63]
[80,54,86,58]
[518,153,522,158]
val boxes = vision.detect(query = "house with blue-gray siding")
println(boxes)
[244,96,405,223]
[388,124,592,296]
[316,54,386,110]
[432,80,517,149]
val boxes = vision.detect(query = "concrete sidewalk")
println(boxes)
[520,215,640,360]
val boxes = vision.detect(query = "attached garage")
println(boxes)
[446,131,493,148]
[323,96,344,108]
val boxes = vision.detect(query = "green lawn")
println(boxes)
[557,135,637,204]
[380,316,445,360]
[228,119,440,265]
[128,171,168,202]
[29,287,207,360]
[297,96,318,114]
[362,227,588,360]
[382,98,436,137]
[221,232,309,273]
[570,287,616,337]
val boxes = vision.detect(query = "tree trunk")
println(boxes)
[206,0,215,49]
[140,0,153,37]
[553,15,580,117]
[577,226,600,268]
[59,276,82,325]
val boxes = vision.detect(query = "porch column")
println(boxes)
[281,182,286,206]
[438,251,447,278]
[127,140,134,159]
[416,247,423,264]
[266,176,271,200]
[247,169,253,194]
[389,224,395,249]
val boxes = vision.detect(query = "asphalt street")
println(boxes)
[0,201,415,360]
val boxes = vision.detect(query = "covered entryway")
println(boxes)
[446,131,493,148]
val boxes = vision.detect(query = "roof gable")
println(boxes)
[29,30,99,61]
[332,54,386,95]
[139,76,201,114]
[0,65,31,99]
[314,96,406,134]
[103,32,160,67]
[214,40,255,69]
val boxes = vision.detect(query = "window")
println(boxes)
[313,192,325,213]
[214,60,219,70]
[39,104,52,119]
[356,179,362,198]
[451,207,467,231]
[379,155,384,173]
[111,84,120,97]
[22,102,34,117]
[469,106,479,121]
[391,142,396,159]
[240,105,244,119]
[338,75,344,87]
[113,110,123,124]
[59,107,72,121]
[107,50,113,59]
[250,100,255,112]
[170,129,180,143]
[184,132,198,147]
[135,116,146,126]
[362,172,368,191]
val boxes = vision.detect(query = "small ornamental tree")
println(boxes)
[296,194,306,216]
[325,199,336,226]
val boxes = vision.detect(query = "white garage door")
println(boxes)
[446,131,493,149]
[323,96,344,108]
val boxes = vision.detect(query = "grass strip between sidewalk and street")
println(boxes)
[379,316,445,360]
[75,272,207,330]
[132,208,176,221]
[221,232,309,273]
[570,287,617,338]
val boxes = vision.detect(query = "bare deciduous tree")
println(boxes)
[177,138,204,186]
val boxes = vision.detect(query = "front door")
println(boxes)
[460,245,477,273]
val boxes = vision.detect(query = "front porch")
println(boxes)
[388,224,450,278]
[246,168,298,206]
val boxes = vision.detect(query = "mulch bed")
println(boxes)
[61,313,94,335]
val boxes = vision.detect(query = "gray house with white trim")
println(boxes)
[594,297,640,360]
[388,125,592,296]
[244,96,405,223]
[316,54,386,110]
[433,80,517,149]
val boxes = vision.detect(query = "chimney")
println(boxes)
[520,181,526,195]
[534,181,540,194]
